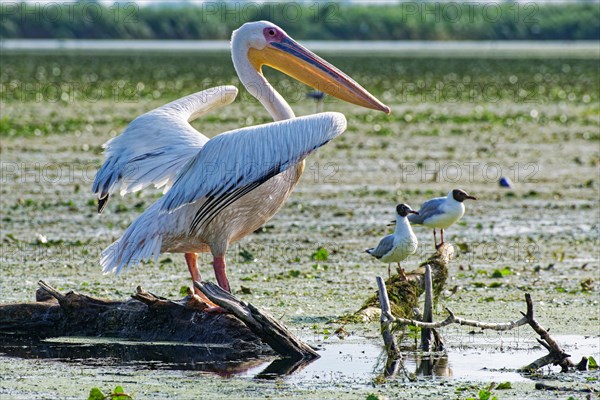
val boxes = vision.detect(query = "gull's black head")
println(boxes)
[396,203,419,217]
[452,189,477,203]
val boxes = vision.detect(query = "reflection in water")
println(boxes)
[379,351,452,380]
[383,356,403,378]
[2,335,596,384]
[255,357,315,380]
[0,337,319,378]
[0,337,273,376]
[413,353,452,377]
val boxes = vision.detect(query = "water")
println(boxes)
[2,334,597,385]
[1,39,598,58]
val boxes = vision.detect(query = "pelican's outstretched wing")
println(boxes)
[92,86,238,213]
[160,112,347,225]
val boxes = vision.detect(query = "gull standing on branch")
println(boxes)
[92,21,389,308]
[408,189,477,248]
[366,204,419,280]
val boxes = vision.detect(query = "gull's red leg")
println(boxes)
[397,262,408,281]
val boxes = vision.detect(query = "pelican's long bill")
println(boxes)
[248,36,390,114]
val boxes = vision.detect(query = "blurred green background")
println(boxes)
[2,1,599,40]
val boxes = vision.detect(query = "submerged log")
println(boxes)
[348,244,453,322]
[1,281,260,345]
[0,280,317,362]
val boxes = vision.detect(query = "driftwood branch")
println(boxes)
[376,276,405,379]
[390,293,580,373]
[519,293,575,372]
[393,307,528,330]
[376,276,401,359]
[352,242,584,375]
[420,264,433,351]
[195,281,319,361]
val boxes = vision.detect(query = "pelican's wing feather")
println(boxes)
[408,196,445,225]
[366,235,395,259]
[161,112,347,214]
[92,86,238,209]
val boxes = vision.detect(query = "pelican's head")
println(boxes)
[232,21,390,114]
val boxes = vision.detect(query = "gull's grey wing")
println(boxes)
[366,234,395,259]
[408,196,445,224]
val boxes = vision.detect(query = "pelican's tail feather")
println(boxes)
[101,211,163,275]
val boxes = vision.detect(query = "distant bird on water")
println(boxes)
[306,90,326,113]
[408,189,477,248]
[499,176,513,188]
[366,204,419,279]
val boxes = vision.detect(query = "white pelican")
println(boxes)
[408,189,477,248]
[366,204,419,279]
[93,21,389,306]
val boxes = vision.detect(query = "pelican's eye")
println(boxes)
[263,27,283,42]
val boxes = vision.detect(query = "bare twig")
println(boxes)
[37,280,65,302]
[391,293,579,373]
[520,293,575,372]
[394,308,528,331]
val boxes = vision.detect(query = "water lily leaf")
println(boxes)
[311,247,329,261]
[88,388,105,400]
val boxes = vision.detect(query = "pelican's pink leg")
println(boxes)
[185,253,221,310]
[213,256,231,293]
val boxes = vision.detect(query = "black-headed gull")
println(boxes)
[366,204,419,279]
[408,189,476,248]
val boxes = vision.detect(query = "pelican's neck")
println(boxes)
[394,215,413,236]
[232,44,295,122]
